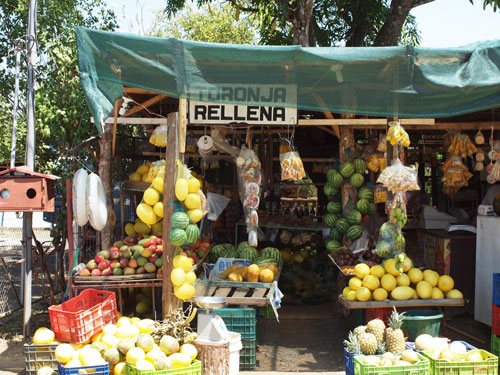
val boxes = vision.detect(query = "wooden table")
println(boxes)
[338,295,466,309]
[71,274,162,318]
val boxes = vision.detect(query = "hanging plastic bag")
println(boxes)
[280,151,305,181]
[377,158,420,193]
[374,184,387,204]
[149,124,168,147]
[206,192,230,221]
[377,133,387,152]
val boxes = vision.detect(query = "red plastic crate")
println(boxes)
[49,289,117,343]
[492,304,500,335]
[366,306,429,325]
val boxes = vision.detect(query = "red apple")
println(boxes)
[86,260,97,270]
[79,268,91,276]
[91,269,102,277]
[120,258,129,268]
[101,267,112,276]
[95,254,104,264]
[149,244,157,253]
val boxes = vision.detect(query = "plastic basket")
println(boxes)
[402,309,443,341]
[49,289,118,343]
[58,361,109,375]
[203,307,257,338]
[422,349,498,375]
[407,341,477,353]
[240,338,256,369]
[493,274,500,305]
[353,353,430,375]
[344,347,355,375]
[125,359,201,375]
[492,334,500,357]
[24,344,58,375]
[492,304,500,336]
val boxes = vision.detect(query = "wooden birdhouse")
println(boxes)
[0,165,59,212]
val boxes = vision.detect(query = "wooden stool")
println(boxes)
[194,339,230,375]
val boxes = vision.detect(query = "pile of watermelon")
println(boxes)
[209,241,281,267]
[323,159,377,253]
[168,211,201,247]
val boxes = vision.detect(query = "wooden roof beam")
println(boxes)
[123,94,167,117]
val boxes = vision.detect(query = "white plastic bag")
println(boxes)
[206,192,230,221]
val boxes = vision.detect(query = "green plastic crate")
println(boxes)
[125,359,201,375]
[24,344,58,375]
[354,353,430,375]
[240,338,256,370]
[202,307,257,338]
[422,349,498,375]
[492,334,500,357]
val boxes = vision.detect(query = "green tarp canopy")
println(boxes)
[76,27,500,134]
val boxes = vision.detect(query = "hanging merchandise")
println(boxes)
[442,154,473,195]
[280,151,306,181]
[377,133,387,152]
[475,129,485,145]
[149,124,168,147]
[146,159,166,182]
[375,192,407,258]
[447,133,477,157]
[236,146,263,247]
[377,159,420,194]
[73,168,89,226]
[386,121,410,147]
[197,135,214,158]
[374,184,387,204]
[86,173,108,231]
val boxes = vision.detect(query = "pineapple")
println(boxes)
[385,308,406,354]
[366,318,385,343]
[376,339,387,355]
[359,332,378,355]
[343,331,361,355]
[353,325,367,338]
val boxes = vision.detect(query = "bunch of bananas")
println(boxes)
[386,122,410,147]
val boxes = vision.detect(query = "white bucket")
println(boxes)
[229,331,242,375]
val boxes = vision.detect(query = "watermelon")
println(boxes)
[323,213,338,228]
[323,183,338,197]
[375,240,392,258]
[494,195,500,216]
[335,218,350,233]
[349,173,364,188]
[329,227,343,241]
[239,247,259,262]
[327,201,342,214]
[210,243,235,262]
[356,199,370,215]
[326,169,344,188]
[346,225,363,241]
[237,241,255,255]
[354,158,366,174]
[358,187,374,201]
[171,212,190,229]
[339,162,355,178]
[261,247,281,263]
[326,239,341,253]
[379,222,398,241]
[346,210,362,225]
[224,247,238,258]
[169,228,187,246]
[255,257,278,267]
[367,202,377,216]
[185,224,200,243]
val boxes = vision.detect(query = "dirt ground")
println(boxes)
[0,299,492,374]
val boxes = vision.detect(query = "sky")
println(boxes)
[108,0,500,47]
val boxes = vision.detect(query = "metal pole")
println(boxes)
[10,41,22,169]
[23,0,37,337]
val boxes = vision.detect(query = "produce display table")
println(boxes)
[71,274,162,316]
[194,279,277,306]
[338,295,466,309]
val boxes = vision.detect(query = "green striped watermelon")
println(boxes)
[346,225,363,241]
[356,199,370,215]
[171,212,190,229]
[237,241,255,255]
[326,239,341,253]
[329,227,343,241]
[169,228,187,246]
[339,162,355,178]
[358,187,374,201]
[261,247,281,263]
[375,240,392,257]
[255,257,278,267]
[335,218,350,233]
[323,183,338,197]
[367,202,377,216]
[210,243,235,262]
[349,173,364,188]
[346,210,362,225]
[326,169,339,183]
[327,201,342,214]
[354,159,366,174]
[380,222,398,241]
[239,247,259,262]
[323,213,338,227]
[185,224,200,243]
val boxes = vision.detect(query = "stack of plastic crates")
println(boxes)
[208,307,257,369]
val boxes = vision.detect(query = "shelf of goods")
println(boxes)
[71,274,162,314]
[194,261,283,306]
[338,295,465,309]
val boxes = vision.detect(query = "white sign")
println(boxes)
[188,84,297,125]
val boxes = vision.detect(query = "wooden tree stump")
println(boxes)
[194,339,230,375]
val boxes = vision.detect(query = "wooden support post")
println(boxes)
[162,112,180,316]
[178,98,187,154]
[194,340,230,375]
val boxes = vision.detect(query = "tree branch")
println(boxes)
[226,0,258,13]
[411,0,435,8]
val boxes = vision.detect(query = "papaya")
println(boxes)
[228,272,243,282]
[247,264,260,283]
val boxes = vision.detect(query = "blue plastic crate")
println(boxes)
[494,274,500,305]
[58,362,109,375]
[344,347,355,375]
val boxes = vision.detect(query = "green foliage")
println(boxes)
[149,1,258,44]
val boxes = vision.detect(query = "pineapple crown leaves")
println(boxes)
[343,331,361,355]
[388,306,405,330]
[376,339,387,355]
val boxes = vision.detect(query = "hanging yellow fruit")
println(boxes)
[143,188,160,206]
[137,203,157,225]
[187,209,202,223]
[184,194,201,210]
[187,177,201,193]
[151,220,163,234]
[153,202,164,217]
[174,283,195,301]
[170,268,186,287]
[152,177,164,192]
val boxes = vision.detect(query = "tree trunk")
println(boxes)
[289,0,315,46]
[98,122,114,250]
[194,339,231,375]
[374,0,415,46]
